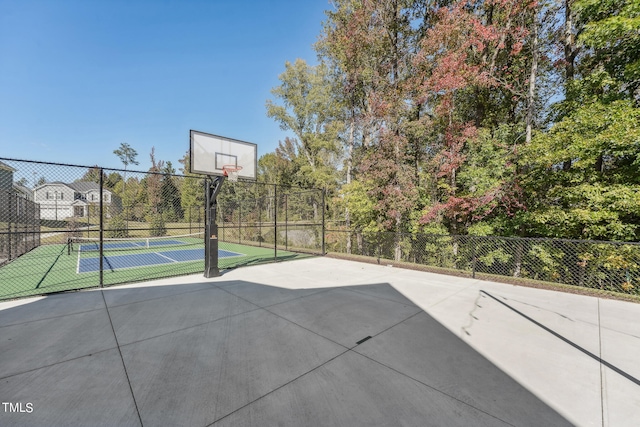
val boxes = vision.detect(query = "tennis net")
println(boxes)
[70,232,205,253]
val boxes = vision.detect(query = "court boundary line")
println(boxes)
[155,252,179,263]
[76,248,246,274]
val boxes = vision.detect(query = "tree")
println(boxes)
[266,59,343,191]
[412,1,534,236]
[258,149,297,187]
[145,147,163,216]
[178,151,205,224]
[79,166,106,184]
[113,177,143,221]
[143,147,166,236]
[159,161,183,222]
[254,0,639,245]
[575,0,640,102]
[113,142,139,174]
[318,0,425,258]
[114,143,139,224]
[518,0,640,241]
[521,100,640,241]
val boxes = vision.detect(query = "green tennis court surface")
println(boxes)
[0,242,311,300]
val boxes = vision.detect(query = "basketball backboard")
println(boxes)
[190,130,257,180]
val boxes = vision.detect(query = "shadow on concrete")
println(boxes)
[0,280,571,426]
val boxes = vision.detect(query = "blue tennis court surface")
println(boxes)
[78,248,243,273]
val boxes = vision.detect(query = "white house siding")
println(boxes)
[33,183,120,220]
[34,184,72,221]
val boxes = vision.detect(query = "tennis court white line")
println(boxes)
[155,252,179,263]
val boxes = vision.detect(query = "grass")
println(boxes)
[0,238,311,301]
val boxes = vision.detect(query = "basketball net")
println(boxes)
[222,165,242,182]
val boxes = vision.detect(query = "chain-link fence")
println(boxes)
[0,158,323,301]
[6,156,635,300]
[0,190,40,266]
[217,189,323,253]
[326,229,640,296]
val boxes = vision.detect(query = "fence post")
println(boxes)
[238,201,241,244]
[274,184,277,262]
[471,236,477,279]
[86,201,90,237]
[322,188,326,255]
[220,200,225,243]
[8,192,13,261]
[99,169,104,287]
[258,197,262,247]
[285,194,288,251]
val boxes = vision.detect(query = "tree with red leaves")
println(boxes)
[413,0,535,235]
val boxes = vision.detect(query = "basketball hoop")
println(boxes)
[222,165,242,182]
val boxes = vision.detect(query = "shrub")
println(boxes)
[106,214,128,238]
[149,214,166,237]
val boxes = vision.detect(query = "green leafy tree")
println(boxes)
[518,0,640,241]
[178,151,205,224]
[79,166,106,184]
[575,0,640,101]
[159,161,183,222]
[266,59,343,191]
[149,214,166,237]
[106,214,128,238]
[113,143,139,226]
[521,101,640,240]
[113,177,143,221]
[113,142,139,179]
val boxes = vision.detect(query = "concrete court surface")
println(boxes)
[1,257,639,426]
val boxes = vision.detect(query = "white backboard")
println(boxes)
[190,130,257,180]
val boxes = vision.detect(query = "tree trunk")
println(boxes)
[525,8,539,144]
[563,0,577,171]
[595,155,603,172]
[346,114,354,254]
[564,0,576,84]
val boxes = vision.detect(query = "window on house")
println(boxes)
[46,192,50,199]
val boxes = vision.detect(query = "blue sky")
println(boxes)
[0,0,328,174]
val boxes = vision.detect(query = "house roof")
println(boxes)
[67,181,101,192]
[0,160,17,172]
[34,181,109,193]
[13,184,32,194]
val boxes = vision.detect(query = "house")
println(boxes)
[0,161,15,191]
[0,161,17,224]
[33,181,122,220]
[13,184,34,201]
[0,160,34,213]
[0,161,41,264]
[0,161,35,201]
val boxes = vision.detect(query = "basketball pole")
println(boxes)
[204,175,224,278]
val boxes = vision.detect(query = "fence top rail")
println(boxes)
[324,229,640,247]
